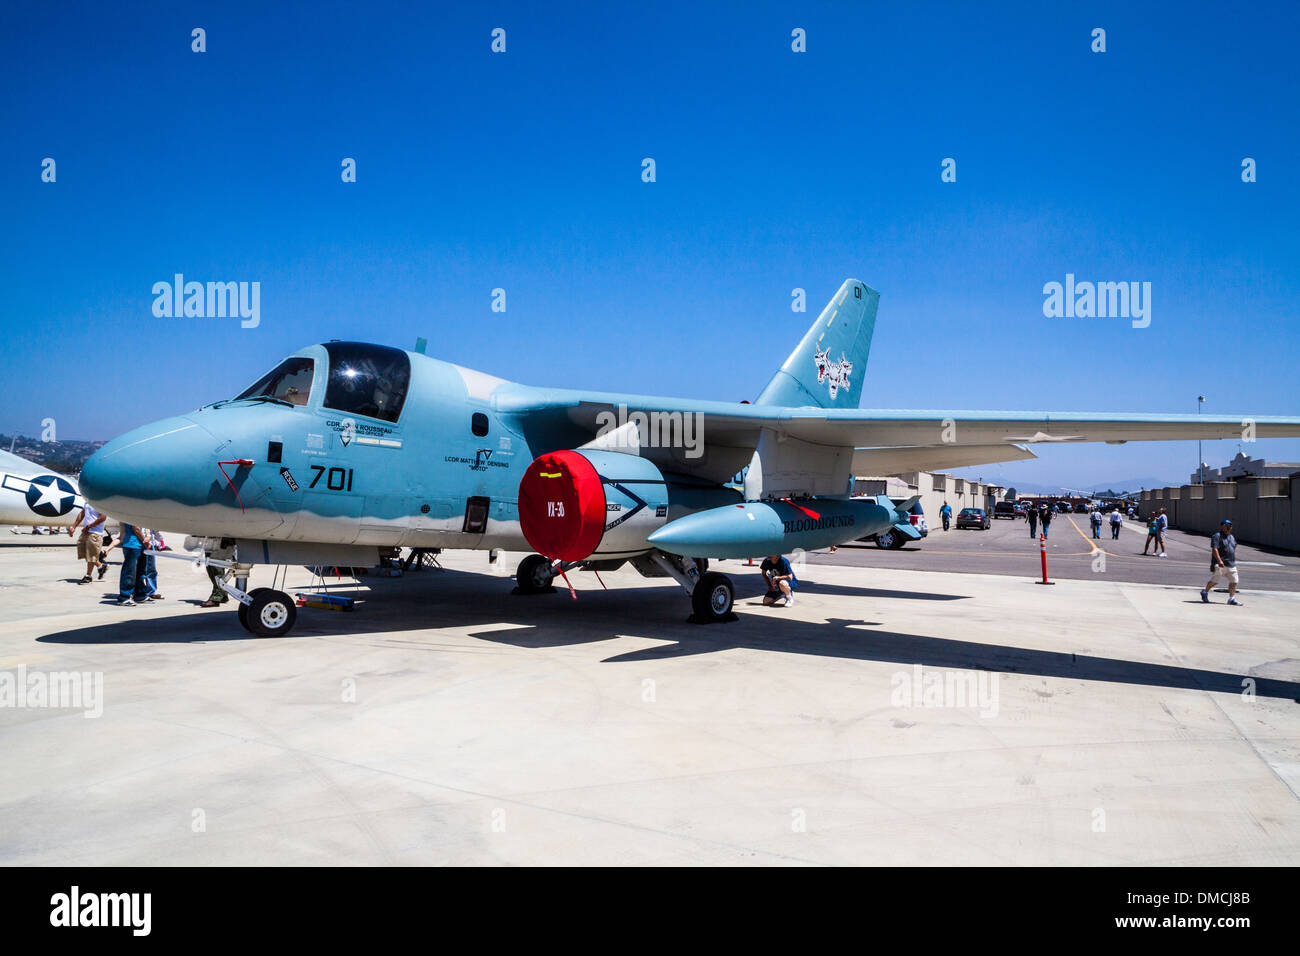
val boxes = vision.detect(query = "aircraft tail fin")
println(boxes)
[755,279,878,409]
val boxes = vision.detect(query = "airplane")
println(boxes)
[0,448,83,531]
[79,278,1300,636]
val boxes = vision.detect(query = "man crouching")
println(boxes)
[760,554,798,608]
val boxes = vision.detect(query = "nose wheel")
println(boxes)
[235,587,269,632]
[238,588,297,637]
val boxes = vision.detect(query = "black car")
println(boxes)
[955,507,991,530]
[993,502,1018,519]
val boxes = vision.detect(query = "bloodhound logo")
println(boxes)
[812,348,853,400]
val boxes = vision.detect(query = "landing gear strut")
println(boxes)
[650,552,734,623]
[149,547,299,637]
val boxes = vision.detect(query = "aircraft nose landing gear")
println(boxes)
[213,560,297,637]
[235,587,297,637]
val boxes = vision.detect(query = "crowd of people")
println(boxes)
[761,500,1248,608]
[65,503,166,606]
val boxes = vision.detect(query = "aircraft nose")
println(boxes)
[81,416,280,534]
[81,417,216,516]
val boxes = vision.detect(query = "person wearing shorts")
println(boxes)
[760,554,798,607]
[1143,515,1159,554]
[68,503,106,584]
[1202,519,1242,606]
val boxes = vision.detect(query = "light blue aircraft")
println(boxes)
[81,279,1300,634]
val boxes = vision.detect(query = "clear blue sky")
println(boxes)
[2,1,1297,489]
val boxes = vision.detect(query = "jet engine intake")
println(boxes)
[518,449,670,562]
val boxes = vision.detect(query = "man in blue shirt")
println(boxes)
[760,554,798,608]
[117,522,152,606]
[1201,519,1242,605]
[940,501,953,531]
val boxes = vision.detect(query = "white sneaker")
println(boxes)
[118,598,136,607]
[1158,552,1167,557]
[785,594,795,608]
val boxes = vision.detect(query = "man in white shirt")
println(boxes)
[68,502,108,584]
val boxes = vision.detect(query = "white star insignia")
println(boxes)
[32,478,73,512]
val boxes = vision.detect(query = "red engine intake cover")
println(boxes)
[518,450,607,562]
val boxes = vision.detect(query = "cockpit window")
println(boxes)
[234,356,315,406]
[322,342,410,423]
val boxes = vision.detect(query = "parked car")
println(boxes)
[955,507,991,530]
[993,502,1018,519]
[862,497,928,549]
[1013,504,1028,517]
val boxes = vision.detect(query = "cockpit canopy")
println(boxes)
[233,342,411,423]
[235,355,315,405]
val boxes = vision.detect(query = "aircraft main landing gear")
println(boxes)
[649,552,734,623]
[690,571,735,622]
[514,553,557,594]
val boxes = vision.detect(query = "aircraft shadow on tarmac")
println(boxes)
[36,568,1300,702]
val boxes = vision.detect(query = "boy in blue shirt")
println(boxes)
[760,554,798,607]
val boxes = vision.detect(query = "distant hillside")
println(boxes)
[1,434,105,476]
[1084,476,1185,494]
[957,468,1184,497]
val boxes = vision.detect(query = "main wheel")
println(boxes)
[515,554,554,594]
[875,529,900,550]
[246,589,297,637]
[691,571,734,622]
[236,587,269,632]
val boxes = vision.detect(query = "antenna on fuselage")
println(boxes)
[414,337,427,354]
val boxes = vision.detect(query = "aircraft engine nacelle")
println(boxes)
[518,449,670,562]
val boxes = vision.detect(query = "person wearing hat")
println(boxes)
[1201,519,1242,605]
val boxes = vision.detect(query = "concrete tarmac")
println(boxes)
[809,512,1300,591]
[1,534,1298,865]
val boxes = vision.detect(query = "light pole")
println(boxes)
[1197,396,1205,482]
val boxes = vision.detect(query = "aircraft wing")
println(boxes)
[494,385,1300,484]
[850,443,1038,475]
